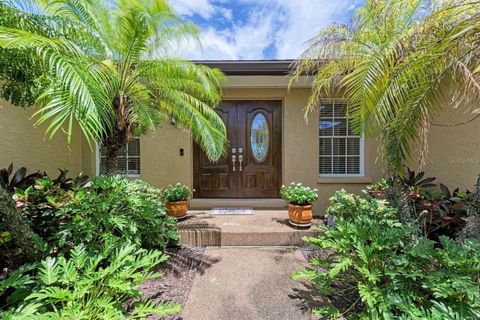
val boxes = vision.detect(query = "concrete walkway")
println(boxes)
[182,247,315,320]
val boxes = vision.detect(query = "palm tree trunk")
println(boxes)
[103,129,127,176]
[0,187,39,263]
[458,174,480,240]
[104,144,120,176]
[390,174,415,224]
[382,129,416,224]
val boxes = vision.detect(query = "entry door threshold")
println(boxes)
[190,198,286,210]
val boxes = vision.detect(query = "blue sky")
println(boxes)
[172,0,364,60]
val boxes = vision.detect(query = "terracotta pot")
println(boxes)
[165,200,188,218]
[288,203,313,227]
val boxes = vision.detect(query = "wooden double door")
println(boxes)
[193,100,282,198]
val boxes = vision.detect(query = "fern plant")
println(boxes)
[0,244,181,319]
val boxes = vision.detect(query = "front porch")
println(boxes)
[178,210,323,247]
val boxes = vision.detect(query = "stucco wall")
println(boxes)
[0,100,83,176]
[420,106,480,191]
[140,124,192,188]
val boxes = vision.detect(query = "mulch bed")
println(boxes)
[140,246,220,320]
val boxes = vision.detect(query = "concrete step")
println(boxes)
[189,198,287,210]
[178,210,322,247]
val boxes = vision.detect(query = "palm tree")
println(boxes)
[0,0,227,175]
[291,0,480,175]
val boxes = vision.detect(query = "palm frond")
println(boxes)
[292,0,480,174]
[0,0,227,167]
[139,59,226,160]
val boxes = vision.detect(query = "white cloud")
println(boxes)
[174,0,361,60]
[178,5,278,60]
[171,0,216,19]
[271,0,359,59]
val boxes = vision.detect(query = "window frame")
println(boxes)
[96,138,141,178]
[318,99,365,178]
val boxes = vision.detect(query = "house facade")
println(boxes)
[1,60,479,213]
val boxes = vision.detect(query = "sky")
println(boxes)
[171,0,364,60]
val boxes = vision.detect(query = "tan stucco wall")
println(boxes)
[420,106,480,191]
[140,124,192,188]
[0,100,83,177]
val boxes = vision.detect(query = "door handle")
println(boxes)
[238,155,243,171]
[232,155,236,172]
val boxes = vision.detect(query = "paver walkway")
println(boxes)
[181,247,315,320]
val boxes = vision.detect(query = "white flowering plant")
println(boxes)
[280,182,319,206]
[161,183,192,202]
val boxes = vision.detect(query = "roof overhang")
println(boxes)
[194,60,295,76]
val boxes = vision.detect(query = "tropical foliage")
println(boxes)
[0,1,60,107]
[0,245,180,319]
[10,174,178,258]
[296,189,480,319]
[366,169,472,239]
[292,0,480,174]
[0,0,227,174]
[0,164,180,318]
[326,189,397,222]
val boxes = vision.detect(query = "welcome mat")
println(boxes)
[210,207,254,215]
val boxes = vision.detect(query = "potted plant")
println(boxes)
[280,182,319,227]
[161,183,192,219]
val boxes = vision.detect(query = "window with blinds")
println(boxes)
[319,101,363,176]
[99,138,140,176]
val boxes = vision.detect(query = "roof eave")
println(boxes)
[193,60,295,76]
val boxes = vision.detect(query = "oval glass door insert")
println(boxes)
[251,113,269,162]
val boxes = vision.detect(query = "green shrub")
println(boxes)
[0,244,181,319]
[126,179,164,203]
[1,169,180,319]
[367,170,472,239]
[327,189,397,222]
[161,183,192,202]
[280,182,319,206]
[54,176,178,255]
[1,187,42,269]
[296,191,480,319]
[13,175,178,256]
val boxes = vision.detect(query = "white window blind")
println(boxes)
[99,138,140,176]
[319,101,363,176]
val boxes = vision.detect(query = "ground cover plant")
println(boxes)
[0,164,181,319]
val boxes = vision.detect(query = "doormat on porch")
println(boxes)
[210,207,254,215]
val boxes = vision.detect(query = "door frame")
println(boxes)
[192,98,284,199]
